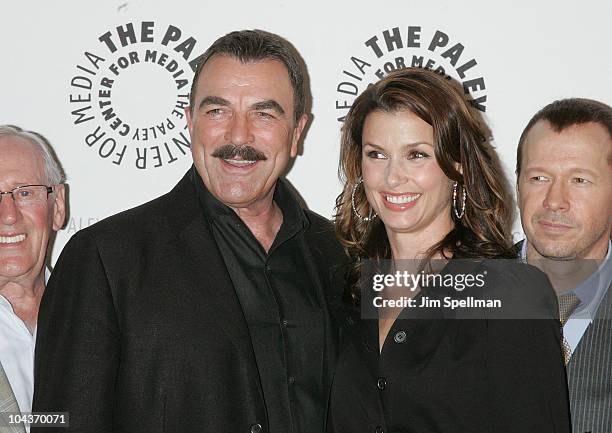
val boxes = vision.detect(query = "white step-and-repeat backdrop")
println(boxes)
[1,0,610,264]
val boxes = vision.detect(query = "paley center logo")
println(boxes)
[68,21,199,169]
[336,26,487,122]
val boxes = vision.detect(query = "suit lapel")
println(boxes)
[0,362,25,433]
[163,172,260,377]
[171,216,258,363]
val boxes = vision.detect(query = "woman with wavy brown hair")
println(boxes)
[328,68,571,433]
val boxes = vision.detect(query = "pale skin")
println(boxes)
[0,272,45,334]
[517,121,612,293]
[360,111,456,351]
[186,56,307,252]
[0,137,66,333]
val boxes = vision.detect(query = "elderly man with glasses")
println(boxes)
[0,126,66,433]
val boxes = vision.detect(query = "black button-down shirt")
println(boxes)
[194,169,327,433]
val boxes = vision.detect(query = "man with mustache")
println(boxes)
[33,30,346,433]
[516,98,612,433]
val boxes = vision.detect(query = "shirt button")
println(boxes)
[250,423,263,433]
[375,426,384,433]
[281,319,288,328]
[394,330,407,343]
[288,376,295,384]
[376,377,386,390]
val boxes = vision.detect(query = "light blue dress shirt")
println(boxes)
[520,240,612,354]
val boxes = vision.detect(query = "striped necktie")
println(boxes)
[558,292,580,365]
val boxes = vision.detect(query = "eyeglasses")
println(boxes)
[0,185,54,206]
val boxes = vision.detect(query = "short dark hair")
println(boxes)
[516,98,612,176]
[189,29,307,122]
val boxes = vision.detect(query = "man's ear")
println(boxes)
[290,114,309,158]
[52,184,66,231]
[185,106,194,134]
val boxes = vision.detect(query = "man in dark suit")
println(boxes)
[32,30,347,433]
[515,98,611,433]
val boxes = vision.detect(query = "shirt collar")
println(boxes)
[572,241,611,318]
[521,238,611,319]
[519,238,528,262]
[0,293,12,312]
[191,165,309,232]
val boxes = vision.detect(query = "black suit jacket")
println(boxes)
[32,171,348,433]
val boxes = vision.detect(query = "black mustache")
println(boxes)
[211,144,267,161]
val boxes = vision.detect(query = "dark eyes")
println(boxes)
[408,151,429,159]
[365,150,430,160]
[573,177,591,184]
[205,108,223,116]
[529,176,592,184]
[366,150,386,159]
[205,109,275,119]
[255,111,275,119]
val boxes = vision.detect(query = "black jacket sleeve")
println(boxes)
[484,264,571,433]
[32,229,119,433]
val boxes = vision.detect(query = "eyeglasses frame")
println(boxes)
[0,185,55,205]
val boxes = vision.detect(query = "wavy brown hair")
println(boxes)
[334,68,515,301]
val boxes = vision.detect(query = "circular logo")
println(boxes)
[68,21,199,170]
[335,26,487,122]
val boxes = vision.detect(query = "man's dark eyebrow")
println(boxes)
[198,96,231,110]
[251,100,285,115]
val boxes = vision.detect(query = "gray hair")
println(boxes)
[0,125,66,185]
